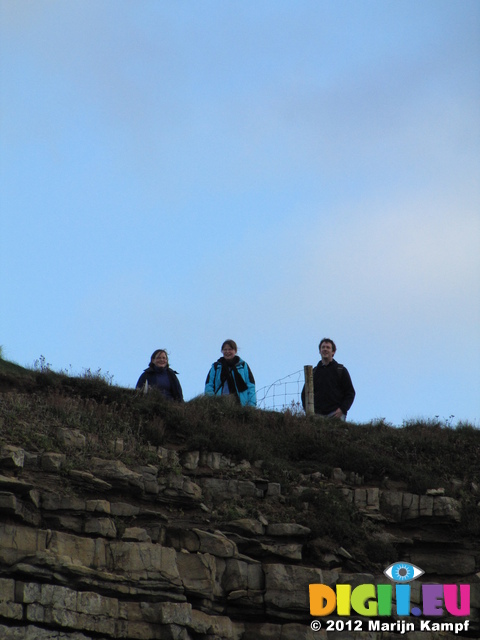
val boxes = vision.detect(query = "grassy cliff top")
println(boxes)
[0,356,479,495]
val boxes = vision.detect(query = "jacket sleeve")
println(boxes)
[339,367,355,414]
[169,371,184,402]
[204,364,217,396]
[175,376,184,402]
[244,364,257,407]
[136,372,147,390]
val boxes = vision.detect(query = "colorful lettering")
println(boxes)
[309,580,470,618]
[336,584,351,615]
[395,584,411,616]
[377,584,392,616]
[351,584,377,616]
[444,584,470,616]
[309,584,336,616]
[423,584,444,616]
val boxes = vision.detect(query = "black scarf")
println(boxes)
[218,356,248,394]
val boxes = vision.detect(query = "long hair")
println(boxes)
[149,349,169,366]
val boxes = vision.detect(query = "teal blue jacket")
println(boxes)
[205,357,256,407]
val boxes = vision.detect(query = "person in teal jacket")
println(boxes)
[204,339,256,407]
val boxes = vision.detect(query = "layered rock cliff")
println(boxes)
[0,362,478,639]
[0,428,478,640]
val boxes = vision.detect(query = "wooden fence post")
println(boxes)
[304,365,314,416]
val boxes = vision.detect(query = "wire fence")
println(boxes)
[256,369,305,414]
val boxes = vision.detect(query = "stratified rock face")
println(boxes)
[0,436,478,640]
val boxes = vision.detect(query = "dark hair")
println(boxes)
[149,349,169,366]
[221,339,238,352]
[319,338,336,353]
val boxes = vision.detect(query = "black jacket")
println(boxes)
[136,366,184,401]
[301,359,355,416]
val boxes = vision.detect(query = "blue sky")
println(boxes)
[1,0,479,426]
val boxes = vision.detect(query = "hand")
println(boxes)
[332,408,344,419]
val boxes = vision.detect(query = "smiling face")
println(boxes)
[221,341,237,361]
[152,350,168,367]
[319,340,335,364]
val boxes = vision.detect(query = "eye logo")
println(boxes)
[384,562,424,583]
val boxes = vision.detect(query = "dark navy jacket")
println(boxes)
[136,366,184,401]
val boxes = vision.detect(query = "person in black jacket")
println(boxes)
[136,349,183,401]
[301,338,355,419]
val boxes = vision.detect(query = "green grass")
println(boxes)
[1,355,479,557]
[1,356,478,489]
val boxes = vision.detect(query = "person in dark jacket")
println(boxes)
[205,339,256,407]
[301,338,355,419]
[136,349,183,401]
